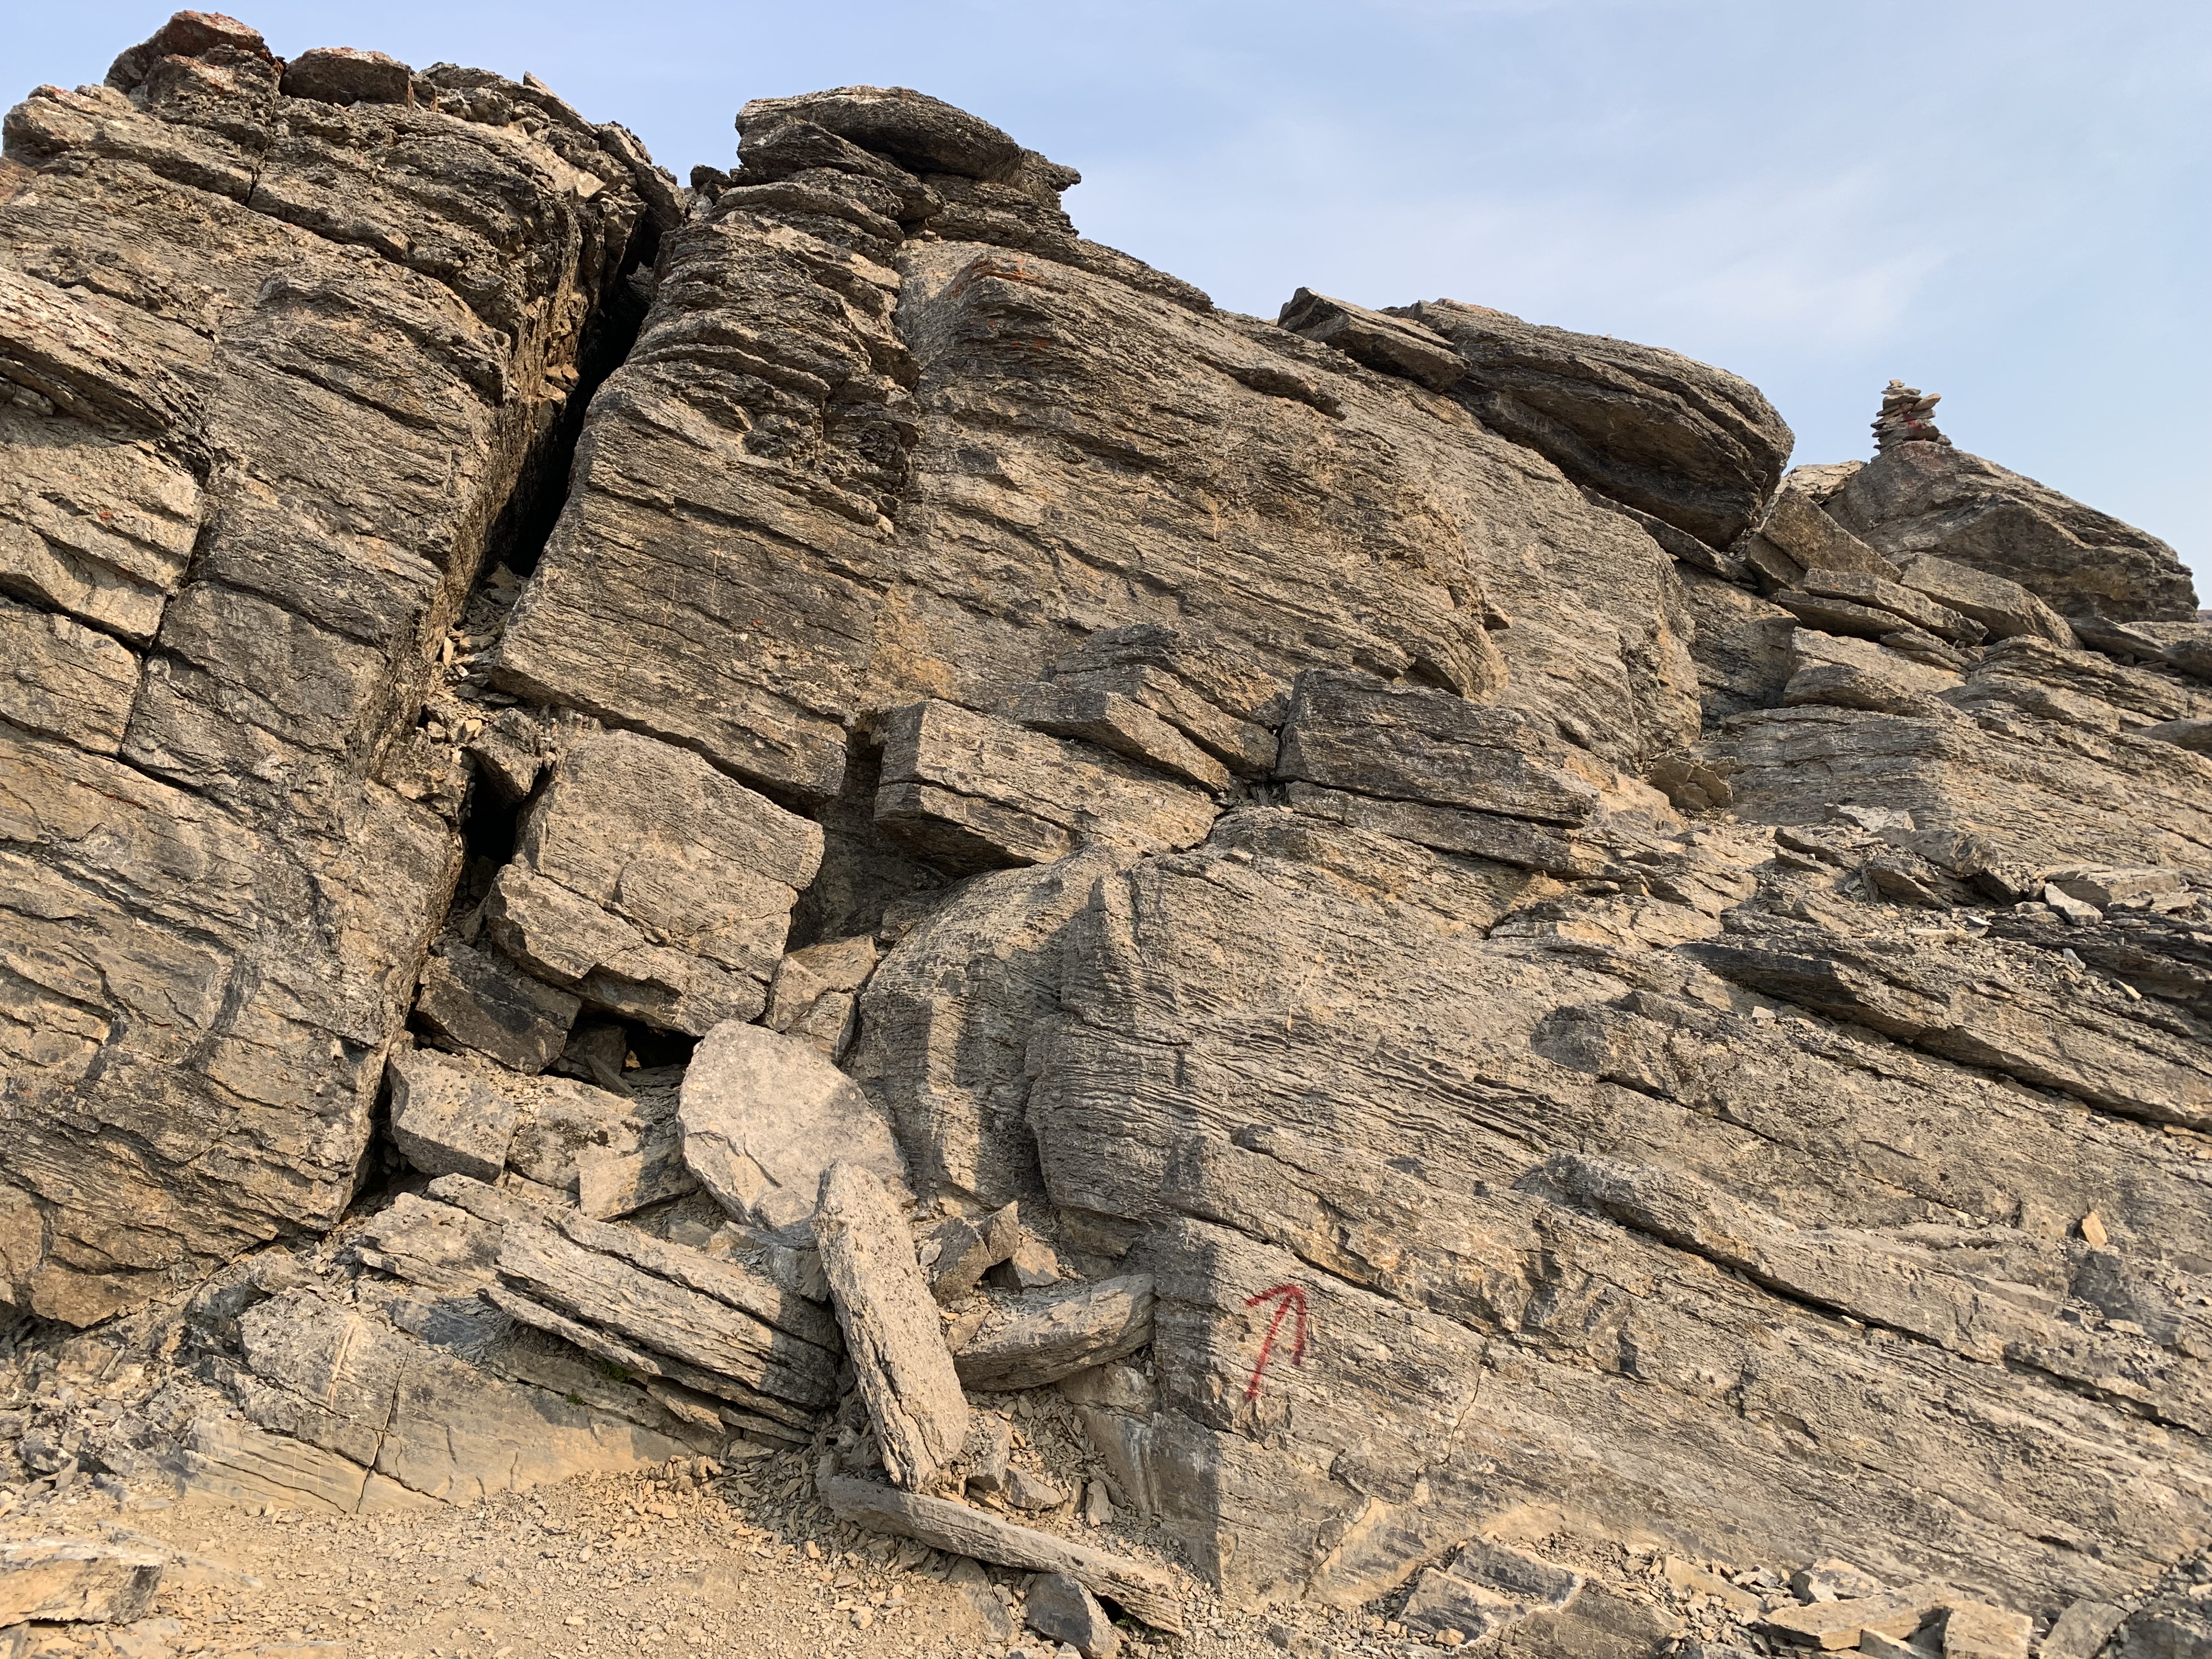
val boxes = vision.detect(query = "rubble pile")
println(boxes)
[2,13,2209,1659]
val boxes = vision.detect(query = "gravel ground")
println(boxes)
[0,1452,1434,1659]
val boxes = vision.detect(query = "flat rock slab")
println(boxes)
[819,1476,1184,1632]
[952,1275,1156,1390]
[876,698,1219,868]
[484,729,823,1034]
[1277,669,1602,826]
[1764,1588,1944,1650]
[813,1162,970,1490]
[495,1215,840,1410]
[1397,297,1793,548]
[0,1538,164,1623]
[680,1019,910,1228]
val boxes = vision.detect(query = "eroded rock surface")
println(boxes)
[2,20,2208,1659]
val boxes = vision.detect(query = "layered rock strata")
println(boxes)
[3,22,2210,1659]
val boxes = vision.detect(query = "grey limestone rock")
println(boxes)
[0,1538,164,1624]
[819,1475,1184,1632]
[0,9,659,1322]
[1831,441,2198,622]
[1025,1570,1121,1659]
[951,1275,1156,1390]
[679,1019,910,1228]
[876,698,1220,868]
[1398,296,1795,548]
[385,1046,520,1181]
[8,25,2212,1647]
[812,1161,969,1490]
[414,939,582,1076]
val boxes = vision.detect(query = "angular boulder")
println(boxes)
[679,1020,910,1228]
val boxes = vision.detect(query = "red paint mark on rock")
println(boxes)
[1244,1282,1309,1402]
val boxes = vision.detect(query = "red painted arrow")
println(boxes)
[1243,1283,1310,1402]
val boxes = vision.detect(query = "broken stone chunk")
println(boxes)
[680,1020,910,1228]
[875,698,1218,869]
[1763,1588,1942,1650]
[385,1046,520,1182]
[414,938,580,1075]
[1278,288,1465,391]
[832,1477,1186,1637]
[2043,866,2188,911]
[1789,1560,1886,1603]
[764,933,879,1057]
[1897,554,2074,646]
[1794,567,1984,644]
[812,1162,969,1491]
[280,46,414,105]
[921,1204,1019,1304]
[951,1276,1155,1391]
[1940,1602,2032,1659]
[1003,1466,1064,1511]
[1026,1571,1121,1659]
[463,706,543,804]
[1010,681,1232,790]
[1058,1361,1154,1414]
[0,1537,163,1624]
[575,1130,698,1221]
[1757,488,1901,582]
[2038,1600,2126,1659]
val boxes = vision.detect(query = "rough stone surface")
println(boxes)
[6,24,2210,1652]
[0,12,668,1321]
[812,1162,969,1491]
[1024,1570,1121,1658]
[0,1538,163,1623]
[876,698,1220,868]
[1395,297,1795,547]
[385,1046,520,1181]
[680,1020,910,1228]
[1831,441,2198,621]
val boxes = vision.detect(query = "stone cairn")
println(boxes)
[1872,378,1949,451]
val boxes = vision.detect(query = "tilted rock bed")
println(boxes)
[3,12,2211,1659]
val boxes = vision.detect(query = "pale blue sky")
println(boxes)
[11,2,2207,583]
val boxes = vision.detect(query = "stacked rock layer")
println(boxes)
[2,18,2209,1659]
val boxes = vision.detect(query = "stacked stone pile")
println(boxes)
[1872,380,1949,452]
[3,16,2211,1659]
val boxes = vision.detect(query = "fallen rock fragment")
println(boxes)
[1789,1559,1886,1602]
[384,1047,518,1182]
[1026,1570,1121,1659]
[875,698,1219,868]
[1278,288,1465,390]
[1277,670,1600,825]
[764,934,879,1057]
[679,1020,910,1228]
[0,1538,163,1624]
[812,1162,970,1490]
[2038,1600,2126,1659]
[1011,681,1232,791]
[819,1475,1184,1632]
[950,1276,1155,1390]
[1942,1602,2033,1659]
[1763,1587,1942,1650]
[918,1205,1019,1303]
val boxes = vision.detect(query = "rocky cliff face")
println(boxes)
[3,16,2209,1659]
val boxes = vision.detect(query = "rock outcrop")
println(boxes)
[3,18,2209,1659]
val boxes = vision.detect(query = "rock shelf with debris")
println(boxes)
[3,13,2211,1659]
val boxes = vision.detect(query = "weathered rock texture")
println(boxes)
[4,22,2210,1658]
[0,13,676,1322]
